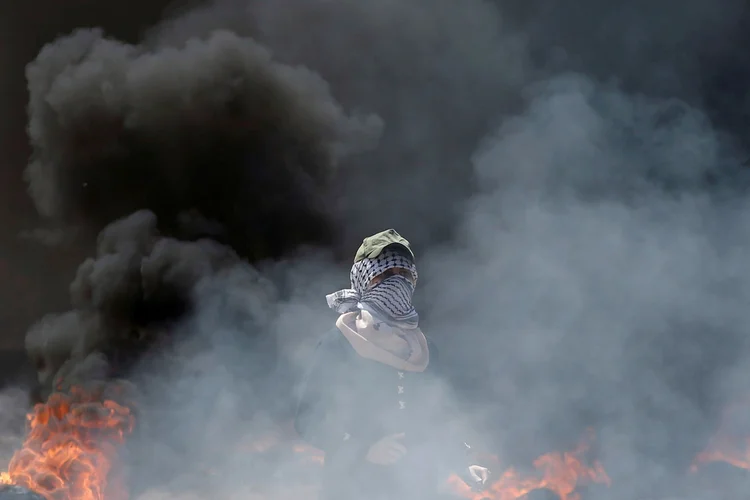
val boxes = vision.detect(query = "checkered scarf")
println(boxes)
[326,250,419,329]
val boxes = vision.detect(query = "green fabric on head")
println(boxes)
[353,229,414,263]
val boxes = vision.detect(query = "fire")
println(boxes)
[690,398,750,472]
[15,390,750,500]
[231,423,609,500]
[236,422,325,466]
[290,444,324,466]
[0,385,136,500]
[445,430,610,500]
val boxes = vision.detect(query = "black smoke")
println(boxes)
[19,23,380,491]
[22,209,293,490]
[24,27,381,260]
[7,0,750,499]
[148,0,530,249]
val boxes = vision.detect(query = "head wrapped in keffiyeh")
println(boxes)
[326,229,419,329]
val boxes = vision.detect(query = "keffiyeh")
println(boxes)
[326,250,419,328]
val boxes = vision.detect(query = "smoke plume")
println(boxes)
[145,0,530,248]
[18,20,380,493]
[420,74,750,498]
[24,26,381,258]
[8,0,750,499]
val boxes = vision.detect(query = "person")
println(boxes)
[294,229,490,500]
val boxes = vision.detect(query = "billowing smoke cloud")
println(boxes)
[18,23,381,494]
[27,210,254,392]
[21,207,339,494]
[421,75,750,498]
[10,0,750,499]
[24,26,381,258]
[146,0,530,248]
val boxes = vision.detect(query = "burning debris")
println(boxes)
[445,431,609,500]
[5,400,750,500]
[16,207,293,497]
[211,422,611,500]
[690,396,750,473]
[0,384,135,500]
[211,420,750,500]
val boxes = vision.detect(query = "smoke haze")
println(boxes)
[3,0,750,499]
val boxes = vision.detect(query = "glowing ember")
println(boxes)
[0,386,135,500]
[445,430,610,500]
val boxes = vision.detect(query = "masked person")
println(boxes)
[294,229,489,500]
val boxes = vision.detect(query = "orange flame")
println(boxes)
[12,388,750,500]
[236,423,325,466]
[231,423,610,500]
[0,386,135,500]
[445,430,610,500]
[691,398,750,473]
[291,444,324,466]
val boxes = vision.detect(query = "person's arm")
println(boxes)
[294,332,371,465]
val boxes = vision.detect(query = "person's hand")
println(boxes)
[468,465,490,485]
[365,432,407,465]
